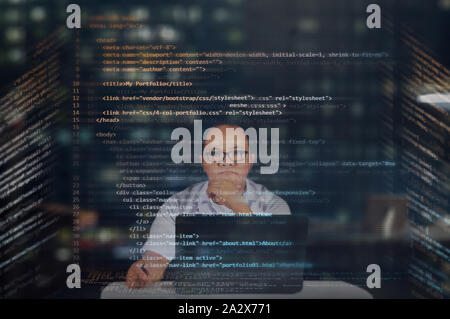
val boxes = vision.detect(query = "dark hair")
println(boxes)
[202,123,250,149]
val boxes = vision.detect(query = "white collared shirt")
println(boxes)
[142,178,291,261]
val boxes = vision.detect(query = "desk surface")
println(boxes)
[101,281,373,299]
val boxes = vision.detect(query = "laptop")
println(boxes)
[164,215,308,295]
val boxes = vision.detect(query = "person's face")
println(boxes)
[202,125,254,186]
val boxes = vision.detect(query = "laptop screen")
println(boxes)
[165,215,309,295]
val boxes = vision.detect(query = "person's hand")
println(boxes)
[207,179,252,214]
[126,252,168,288]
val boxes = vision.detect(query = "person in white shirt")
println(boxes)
[126,124,290,288]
